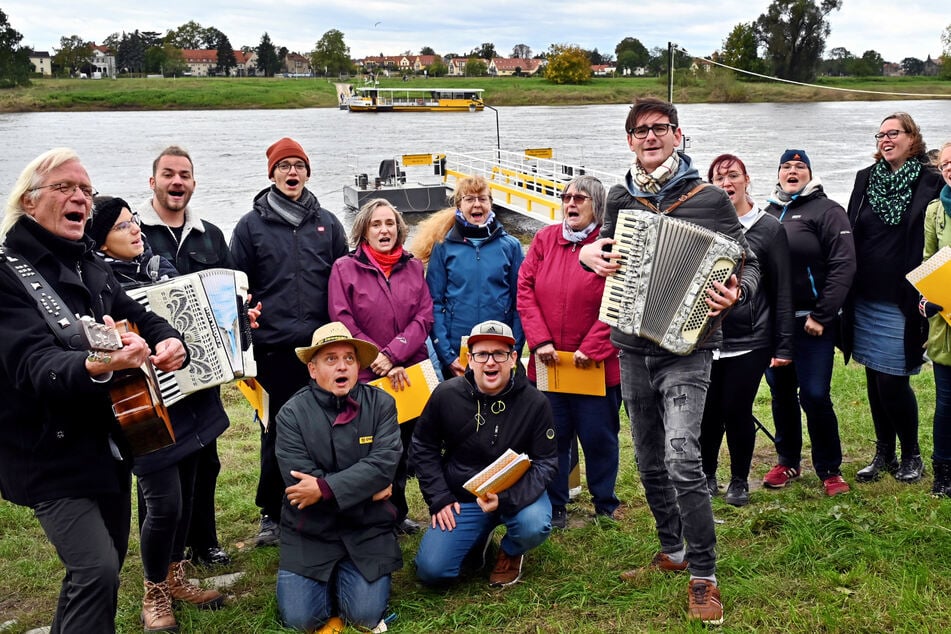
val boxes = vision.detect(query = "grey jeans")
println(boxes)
[620,349,717,577]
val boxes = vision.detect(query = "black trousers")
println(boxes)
[185,440,223,552]
[137,452,200,581]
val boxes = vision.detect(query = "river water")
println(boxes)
[1,100,949,241]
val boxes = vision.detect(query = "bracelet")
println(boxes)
[87,351,112,365]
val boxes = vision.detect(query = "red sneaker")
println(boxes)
[763,464,801,489]
[823,475,851,496]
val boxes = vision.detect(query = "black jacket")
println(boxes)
[721,211,795,359]
[138,202,234,276]
[410,365,557,517]
[0,220,183,506]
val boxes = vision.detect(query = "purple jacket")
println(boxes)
[328,245,434,382]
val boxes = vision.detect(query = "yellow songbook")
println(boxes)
[534,350,606,396]
[237,378,270,430]
[906,246,951,327]
[463,449,532,499]
[368,359,440,423]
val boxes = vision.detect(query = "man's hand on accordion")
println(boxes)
[705,274,740,317]
[579,238,622,277]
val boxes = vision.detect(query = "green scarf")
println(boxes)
[940,184,951,220]
[866,158,921,225]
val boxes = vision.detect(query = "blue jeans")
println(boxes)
[545,387,621,515]
[620,350,717,577]
[276,561,390,631]
[933,363,951,462]
[765,317,843,479]
[414,492,551,585]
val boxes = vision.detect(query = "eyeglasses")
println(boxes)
[461,195,491,204]
[938,161,951,173]
[30,182,97,200]
[470,350,513,364]
[560,193,591,204]
[779,162,809,172]
[628,123,676,139]
[874,130,905,140]
[111,216,141,233]
[275,161,307,173]
[712,172,744,183]
[315,353,357,366]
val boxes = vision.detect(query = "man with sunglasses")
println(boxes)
[411,320,557,588]
[139,145,238,569]
[231,137,349,549]
[579,97,760,625]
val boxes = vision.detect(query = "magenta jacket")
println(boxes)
[329,245,434,382]
[517,224,620,386]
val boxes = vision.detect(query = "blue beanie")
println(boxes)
[779,149,811,171]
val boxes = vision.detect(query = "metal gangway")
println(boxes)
[441,150,623,225]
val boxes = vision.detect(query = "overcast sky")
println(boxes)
[7,1,947,65]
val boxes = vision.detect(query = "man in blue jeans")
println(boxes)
[579,97,760,625]
[410,320,557,588]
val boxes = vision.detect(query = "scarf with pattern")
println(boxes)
[631,152,681,194]
[867,158,921,226]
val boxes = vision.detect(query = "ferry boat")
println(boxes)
[346,87,485,113]
[343,149,622,225]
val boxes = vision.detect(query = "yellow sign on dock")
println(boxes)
[524,148,553,159]
[401,153,433,167]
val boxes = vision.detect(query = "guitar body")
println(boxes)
[82,318,176,456]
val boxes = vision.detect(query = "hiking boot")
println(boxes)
[724,478,750,507]
[933,459,951,498]
[142,579,177,632]
[763,464,800,489]
[895,455,924,483]
[188,546,231,568]
[166,561,224,610]
[705,474,719,497]
[619,551,688,581]
[823,475,851,496]
[488,549,523,587]
[551,506,567,529]
[856,453,899,482]
[396,518,421,535]
[687,579,724,625]
[256,514,280,547]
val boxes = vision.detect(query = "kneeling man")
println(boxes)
[275,322,401,632]
[411,320,557,588]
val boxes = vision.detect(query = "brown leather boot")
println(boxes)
[166,560,224,609]
[142,579,178,632]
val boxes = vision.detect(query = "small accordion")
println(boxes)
[598,208,744,355]
[127,268,256,405]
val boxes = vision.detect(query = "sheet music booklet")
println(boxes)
[906,245,951,326]
[534,350,606,396]
[368,359,440,423]
[463,449,531,498]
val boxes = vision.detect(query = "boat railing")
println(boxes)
[442,150,622,224]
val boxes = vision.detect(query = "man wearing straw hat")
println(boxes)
[274,322,402,633]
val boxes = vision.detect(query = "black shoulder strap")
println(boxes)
[0,245,88,350]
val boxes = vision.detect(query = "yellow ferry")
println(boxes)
[346,87,485,112]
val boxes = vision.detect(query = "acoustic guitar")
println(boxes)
[80,318,175,456]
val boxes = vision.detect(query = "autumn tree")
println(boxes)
[0,9,32,87]
[463,57,487,76]
[755,0,842,82]
[544,44,591,85]
[310,29,352,76]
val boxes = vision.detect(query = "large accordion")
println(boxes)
[598,208,744,355]
[127,268,256,405]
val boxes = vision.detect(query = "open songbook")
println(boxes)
[368,359,440,423]
[463,449,531,498]
[907,245,951,327]
[534,350,606,396]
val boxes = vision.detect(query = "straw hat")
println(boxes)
[294,322,378,368]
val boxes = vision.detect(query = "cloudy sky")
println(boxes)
[6,1,947,65]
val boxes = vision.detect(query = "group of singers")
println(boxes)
[2,98,950,632]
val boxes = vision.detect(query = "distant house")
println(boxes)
[285,52,312,76]
[488,57,543,77]
[446,57,491,76]
[590,64,616,77]
[181,49,254,76]
[89,45,116,78]
[29,51,52,76]
[882,62,903,77]
[923,55,941,77]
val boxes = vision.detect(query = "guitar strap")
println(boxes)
[0,245,89,350]
[636,182,710,215]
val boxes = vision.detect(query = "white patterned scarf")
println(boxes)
[631,152,681,194]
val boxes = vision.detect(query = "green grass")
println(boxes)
[2,361,951,633]
[1,74,949,113]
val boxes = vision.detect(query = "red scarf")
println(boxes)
[364,244,403,278]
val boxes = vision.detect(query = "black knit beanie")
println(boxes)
[88,196,130,248]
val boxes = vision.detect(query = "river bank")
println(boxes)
[1,74,949,112]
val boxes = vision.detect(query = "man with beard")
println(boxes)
[138,145,236,568]
[231,137,348,547]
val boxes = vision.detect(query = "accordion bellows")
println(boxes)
[599,209,743,355]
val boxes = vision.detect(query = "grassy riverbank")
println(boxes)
[1,74,949,112]
[1,361,950,632]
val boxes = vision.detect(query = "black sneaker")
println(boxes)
[724,478,749,507]
[895,455,925,483]
[705,475,719,497]
[255,515,280,547]
[396,518,421,535]
[856,454,899,482]
[189,546,232,567]
[551,506,567,529]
